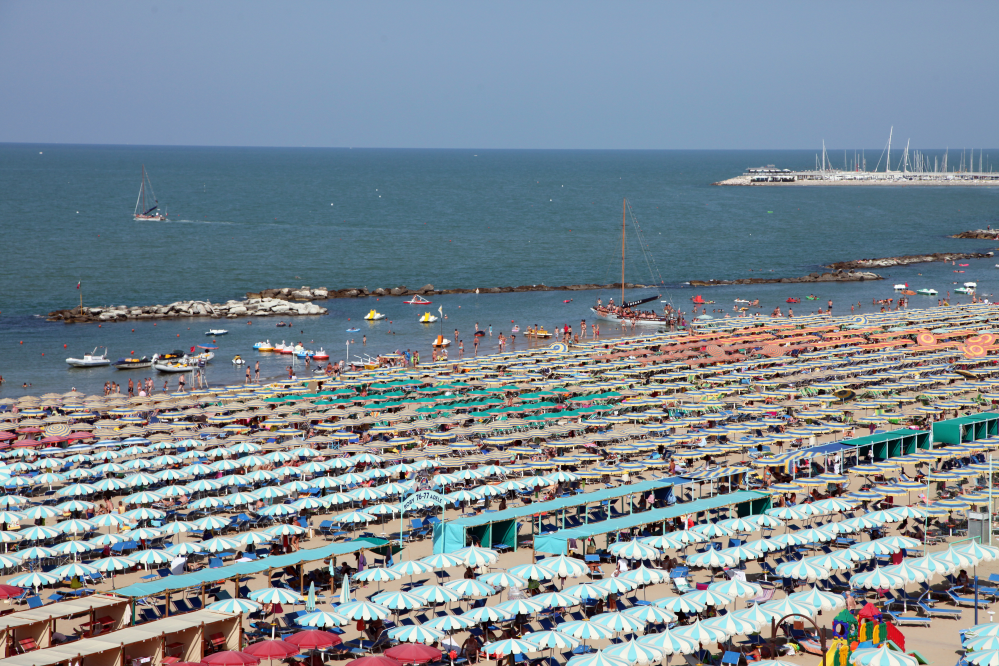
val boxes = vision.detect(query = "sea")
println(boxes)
[2,143,999,395]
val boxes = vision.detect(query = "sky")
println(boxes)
[1,1,997,150]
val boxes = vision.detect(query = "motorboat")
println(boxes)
[916,288,938,296]
[153,360,197,373]
[113,356,152,370]
[893,284,907,290]
[404,295,432,305]
[66,347,111,368]
[253,341,274,351]
[206,329,228,336]
[154,350,186,361]
[955,287,975,295]
[364,310,386,321]
[232,355,246,365]
[965,282,978,288]
[419,312,438,323]
[313,349,329,360]
[433,335,451,347]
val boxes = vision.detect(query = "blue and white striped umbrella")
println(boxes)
[597,577,639,596]
[687,549,738,569]
[50,562,98,580]
[412,584,461,604]
[708,578,761,599]
[591,611,646,634]
[672,618,728,643]
[638,626,698,655]
[207,599,262,614]
[557,620,616,641]
[248,587,304,604]
[132,549,173,565]
[682,589,733,607]
[691,523,734,538]
[388,625,446,645]
[775,560,830,582]
[353,567,402,583]
[623,604,675,625]
[19,505,58,520]
[719,518,761,533]
[538,555,588,578]
[496,599,544,615]
[931,547,978,572]
[509,563,557,581]
[620,565,669,586]
[850,566,905,590]
[259,504,299,517]
[969,623,999,638]
[9,571,58,588]
[370,590,425,610]
[482,638,540,657]
[564,583,609,601]
[390,560,435,576]
[335,510,375,524]
[424,614,474,632]
[446,579,497,598]
[335,600,391,620]
[454,545,499,567]
[88,533,128,547]
[461,605,515,623]
[166,542,204,556]
[122,507,164,521]
[20,526,60,540]
[295,610,350,627]
[53,541,93,558]
[759,598,817,620]
[702,613,761,639]
[789,586,846,612]
[883,561,933,585]
[653,595,705,614]
[567,650,631,666]
[534,591,579,608]
[849,644,918,666]
[523,630,580,651]
[479,571,528,589]
[955,541,999,564]
[265,524,306,537]
[609,540,659,560]
[418,552,465,570]
[965,637,999,652]
[20,546,57,560]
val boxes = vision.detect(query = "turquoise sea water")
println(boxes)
[1,144,998,394]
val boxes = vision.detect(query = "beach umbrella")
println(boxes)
[481,638,540,657]
[52,541,93,559]
[388,625,445,645]
[523,630,581,651]
[424,613,474,632]
[620,565,669,587]
[672,618,727,643]
[244,640,300,661]
[598,576,639,596]
[538,555,589,578]
[534,591,579,608]
[285,630,341,651]
[604,639,664,666]
[248,587,304,605]
[564,582,610,601]
[207,599,262,614]
[509,563,557,581]
[955,541,999,563]
[849,644,918,666]
[638,626,698,655]
[447,579,498,598]
[418,552,463,570]
[691,523,733,538]
[354,567,402,585]
[411,584,461,604]
[775,560,830,582]
[591,611,646,634]
[765,506,809,520]
[479,571,528,589]
[653,596,705,615]
[708,578,761,599]
[383,644,441,665]
[966,637,999,652]
[167,542,204,556]
[702,613,759,639]
[132,549,173,566]
[461,605,515,624]
[557,620,616,641]
[202,537,241,554]
[758,598,816,620]
[968,623,999,638]
[123,507,164,521]
[931,548,978,572]
[789,586,845,612]
[336,600,391,621]
[20,546,57,560]
[50,562,98,581]
[9,571,58,590]
[295,610,350,628]
[730,604,769,630]
[20,505,60,520]
[20,525,60,541]
[453,545,499,567]
[201,653,261,666]
[609,540,660,560]
[370,591,425,611]
[567,651,631,666]
[966,650,999,666]
[682,589,733,607]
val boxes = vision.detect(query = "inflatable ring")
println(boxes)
[916,332,936,346]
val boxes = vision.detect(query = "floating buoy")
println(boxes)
[64,344,67,348]
[177,334,180,337]
[41,353,44,356]
[19,341,22,344]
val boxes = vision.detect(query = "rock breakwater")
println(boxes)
[688,270,881,287]
[247,283,652,300]
[825,251,994,271]
[951,230,999,240]
[48,297,328,324]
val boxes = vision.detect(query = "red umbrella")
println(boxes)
[243,641,300,660]
[0,585,23,600]
[285,631,342,650]
[201,652,261,666]
[67,432,94,440]
[384,645,442,665]
[347,657,402,666]
[0,433,15,441]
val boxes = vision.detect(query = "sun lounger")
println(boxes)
[948,589,991,608]
[918,601,961,619]
[883,610,932,627]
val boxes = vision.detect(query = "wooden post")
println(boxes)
[165,591,171,617]
[200,583,206,610]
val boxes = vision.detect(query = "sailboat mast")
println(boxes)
[621,198,626,307]
[141,165,147,213]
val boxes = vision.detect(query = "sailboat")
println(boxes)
[133,166,167,221]
[590,199,668,326]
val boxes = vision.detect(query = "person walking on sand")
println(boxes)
[254,361,260,382]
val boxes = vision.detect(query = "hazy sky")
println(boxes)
[1,1,996,149]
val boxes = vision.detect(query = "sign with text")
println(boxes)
[402,490,445,512]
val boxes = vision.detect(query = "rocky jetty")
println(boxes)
[248,283,651,300]
[688,269,881,287]
[48,297,328,324]
[951,230,999,240]
[825,251,994,271]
